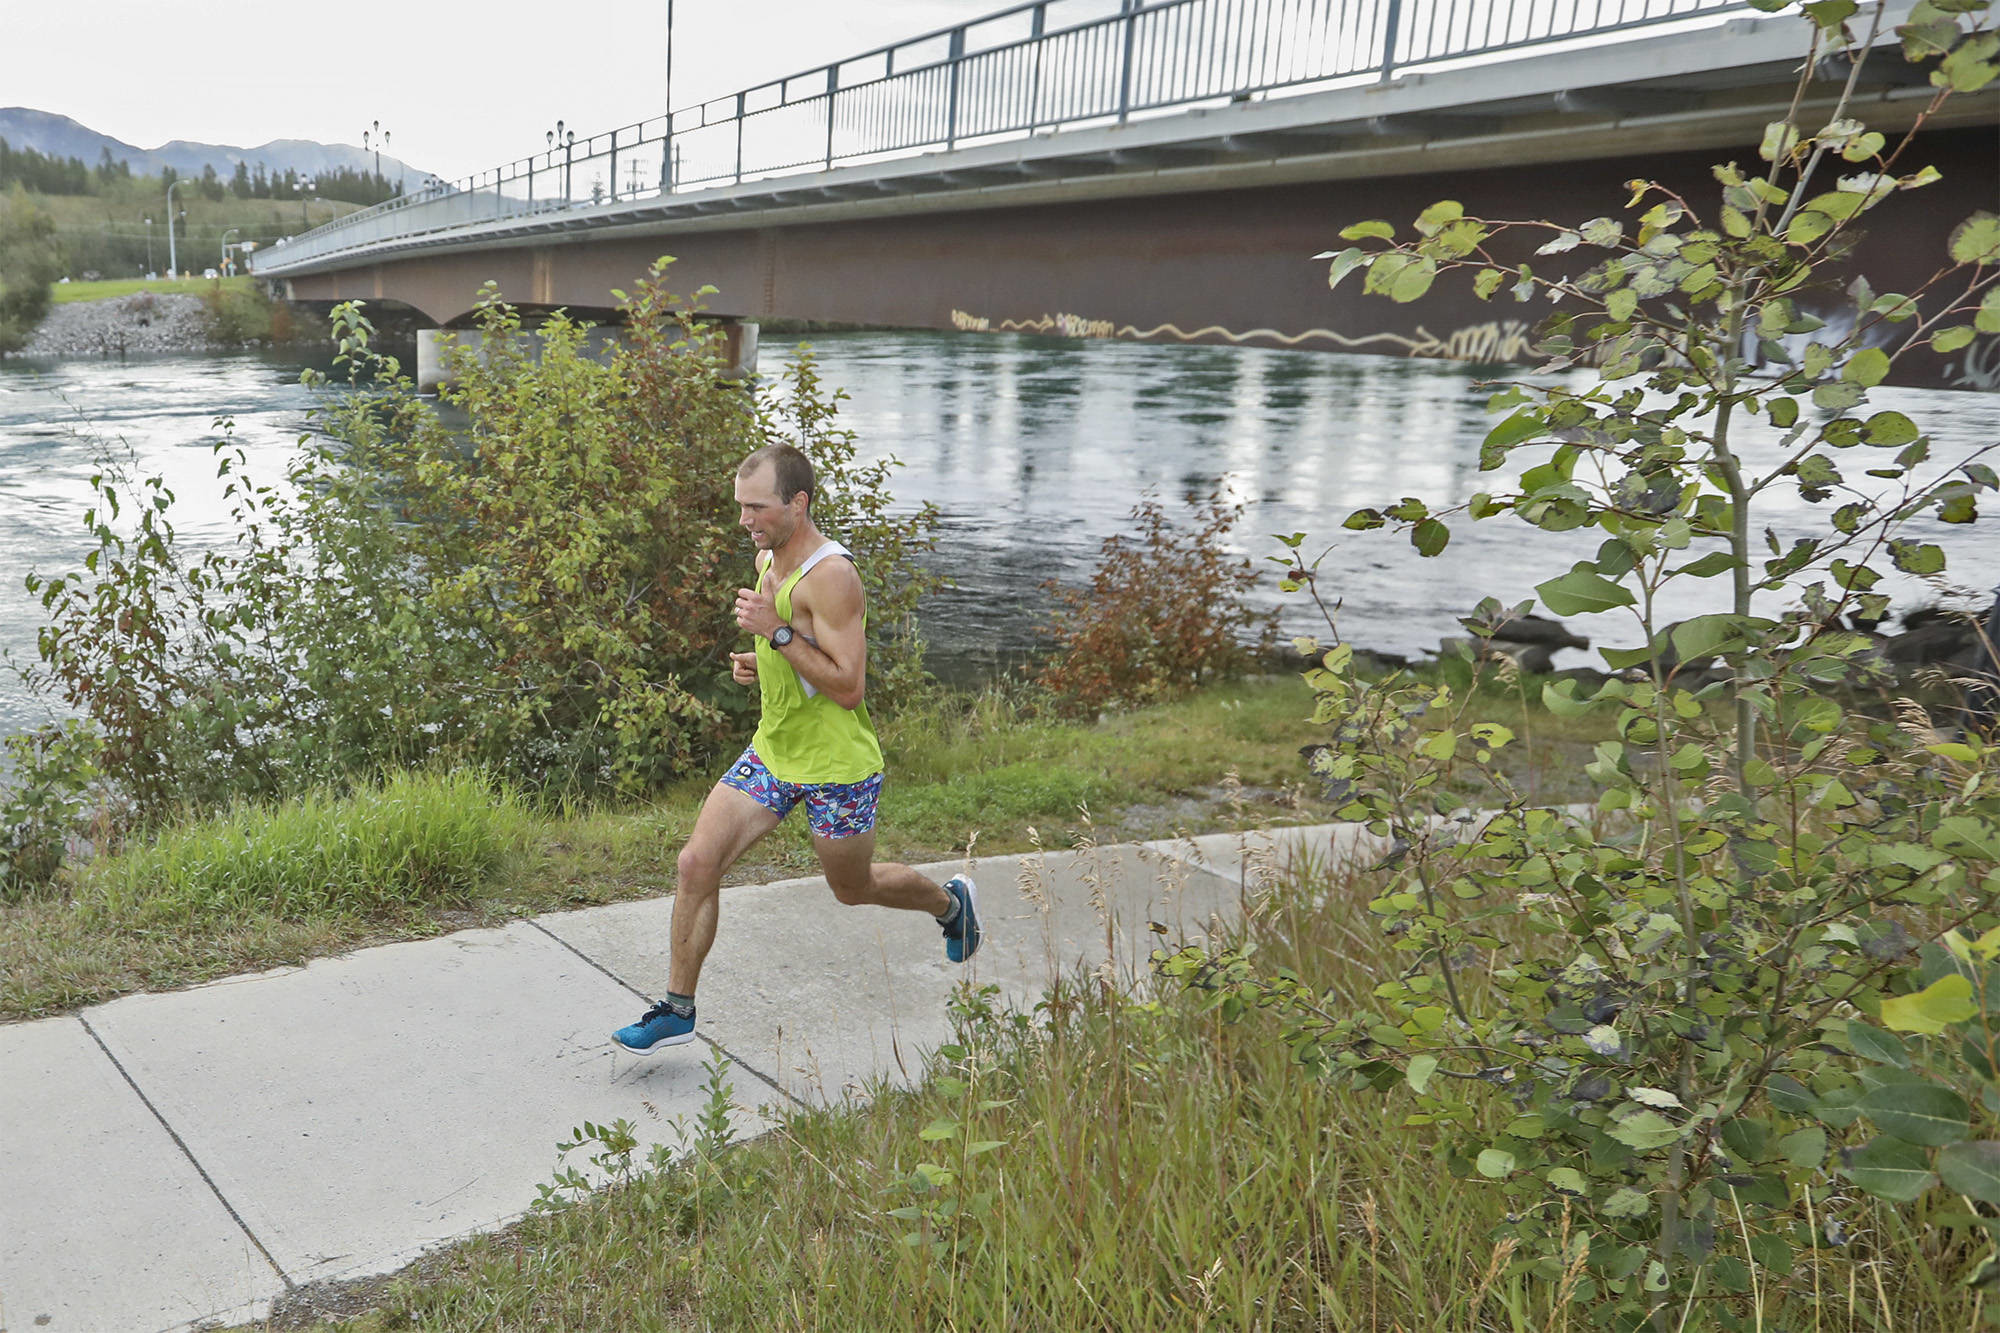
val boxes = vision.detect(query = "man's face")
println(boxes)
[735,463,800,551]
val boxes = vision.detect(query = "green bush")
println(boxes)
[74,769,526,928]
[18,257,941,840]
[0,186,61,352]
[1165,7,2000,1329]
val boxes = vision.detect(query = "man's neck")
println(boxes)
[768,519,826,580]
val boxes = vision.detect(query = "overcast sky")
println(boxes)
[16,0,989,180]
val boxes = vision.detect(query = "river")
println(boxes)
[4,332,1999,740]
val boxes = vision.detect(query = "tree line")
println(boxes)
[0,139,403,206]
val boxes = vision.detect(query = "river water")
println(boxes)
[4,332,2000,739]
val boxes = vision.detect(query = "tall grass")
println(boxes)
[75,769,528,928]
[320,829,1984,1332]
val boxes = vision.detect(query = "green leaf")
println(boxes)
[1935,325,1978,353]
[919,1118,959,1141]
[1939,33,2000,93]
[1760,121,1800,162]
[1537,569,1636,616]
[1779,1125,1828,1168]
[1848,1021,1910,1068]
[1340,219,1395,242]
[1414,200,1465,236]
[1608,1106,1683,1150]
[1325,247,1372,294]
[1474,268,1505,300]
[1767,1075,1820,1117]
[1815,380,1867,412]
[1412,518,1451,557]
[1581,216,1622,248]
[1844,346,1891,386]
[1881,973,1979,1035]
[1978,287,2000,334]
[1951,212,2000,265]
[1891,540,1947,575]
[1670,613,1760,662]
[1938,1141,2000,1206]
[1406,1053,1439,1094]
[1845,1137,1937,1201]
[1547,1167,1589,1197]
[1857,1083,1972,1147]
[1483,409,1547,453]
[1602,1186,1651,1219]
[1863,410,1920,446]
[1476,1147,1517,1178]
[1390,258,1438,303]
[1676,551,1741,579]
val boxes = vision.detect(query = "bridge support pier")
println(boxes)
[415,319,759,392]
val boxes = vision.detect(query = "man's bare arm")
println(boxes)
[733,562,869,709]
[783,564,868,709]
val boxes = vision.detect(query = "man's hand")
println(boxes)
[730,651,758,686]
[734,585,783,640]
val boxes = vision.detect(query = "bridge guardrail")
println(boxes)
[256,0,1748,273]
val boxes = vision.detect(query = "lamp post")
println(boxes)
[165,176,193,278]
[220,227,239,276]
[299,177,315,228]
[662,0,674,192]
[546,121,575,204]
[363,122,393,198]
[143,216,153,275]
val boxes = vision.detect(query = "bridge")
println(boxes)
[252,0,2000,391]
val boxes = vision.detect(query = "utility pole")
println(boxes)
[165,177,193,278]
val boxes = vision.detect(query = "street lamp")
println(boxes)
[663,0,674,192]
[143,216,153,275]
[220,227,239,276]
[298,176,316,228]
[165,176,194,278]
[546,121,575,204]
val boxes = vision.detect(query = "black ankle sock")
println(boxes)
[937,893,961,926]
[665,991,695,1017]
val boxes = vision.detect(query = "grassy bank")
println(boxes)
[0,671,1604,1022]
[52,274,254,303]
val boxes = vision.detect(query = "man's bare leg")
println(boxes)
[669,782,783,996]
[812,830,952,914]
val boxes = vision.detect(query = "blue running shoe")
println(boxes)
[941,875,981,963]
[613,1000,696,1054]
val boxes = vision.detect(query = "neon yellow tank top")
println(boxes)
[751,541,885,784]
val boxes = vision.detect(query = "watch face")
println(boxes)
[772,626,794,647]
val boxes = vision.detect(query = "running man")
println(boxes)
[613,443,981,1054]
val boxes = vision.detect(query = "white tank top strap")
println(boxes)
[792,539,853,585]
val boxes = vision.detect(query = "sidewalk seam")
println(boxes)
[76,1014,294,1291]
[522,919,807,1112]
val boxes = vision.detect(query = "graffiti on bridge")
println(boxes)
[948,308,1540,363]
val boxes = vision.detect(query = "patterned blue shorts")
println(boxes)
[720,747,883,839]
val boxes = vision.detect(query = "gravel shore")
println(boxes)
[16,293,216,358]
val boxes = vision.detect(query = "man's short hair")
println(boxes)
[738,444,815,509]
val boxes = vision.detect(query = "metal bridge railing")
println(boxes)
[257,0,1747,271]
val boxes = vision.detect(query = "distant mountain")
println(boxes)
[0,107,436,187]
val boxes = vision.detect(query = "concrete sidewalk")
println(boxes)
[0,823,1360,1333]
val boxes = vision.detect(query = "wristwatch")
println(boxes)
[770,624,796,648]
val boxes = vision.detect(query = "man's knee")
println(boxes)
[825,867,873,906]
[677,842,724,893]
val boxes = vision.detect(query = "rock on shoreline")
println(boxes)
[16,293,216,358]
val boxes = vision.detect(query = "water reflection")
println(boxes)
[3,332,1998,730]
